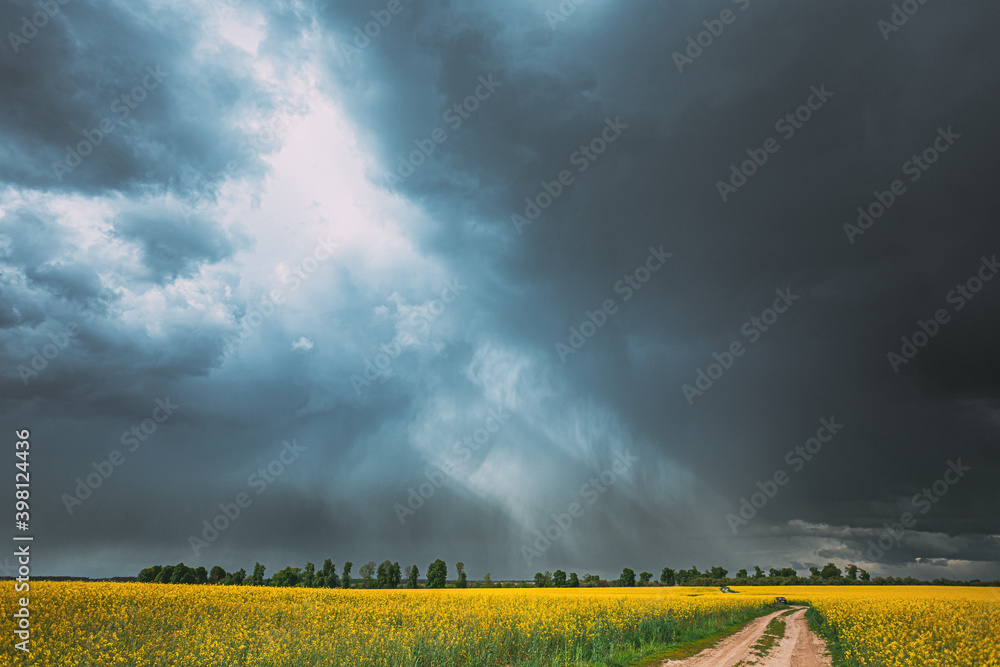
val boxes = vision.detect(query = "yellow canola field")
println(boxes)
[0,582,997,666]
[751,586,1000,667]
[0,583,768,667]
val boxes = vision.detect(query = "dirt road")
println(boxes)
[662,607,831,667]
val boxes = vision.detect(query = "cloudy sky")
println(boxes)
[1,0,998,581]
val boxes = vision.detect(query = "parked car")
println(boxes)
[776,596,788,604]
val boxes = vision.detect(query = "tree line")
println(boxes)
[137,558,455,589]
[138,560,998,588]
[534,563,993,587]
[532,564,872,587]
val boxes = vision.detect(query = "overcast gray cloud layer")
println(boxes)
[1,0,998,580]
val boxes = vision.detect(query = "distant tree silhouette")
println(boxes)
[269,566,301,587]
[376,561,393,588]
[222,568,245,585]
[359,561,376,588]
[821,563,842,580]
[319,559,339,587]
[303,562,316,587]
[426,559,447,588]
[167,563,198,584]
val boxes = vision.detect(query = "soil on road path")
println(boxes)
[661,606,831,667]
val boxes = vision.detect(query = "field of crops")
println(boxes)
[752,586,1000,667]
[1,582,997,666]
[0,582,772,666]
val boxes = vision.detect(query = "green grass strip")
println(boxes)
[623,605,781,667]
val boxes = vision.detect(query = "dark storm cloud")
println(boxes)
[2,0,999,580]
[0,0,275,197]
[782,520,1000,567]
[0,200,238,405]
[111,210,241,283]
[303,0,1000,575]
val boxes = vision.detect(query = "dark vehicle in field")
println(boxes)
[776,596,788,604]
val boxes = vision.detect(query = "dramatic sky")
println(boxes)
[1,0,998,581]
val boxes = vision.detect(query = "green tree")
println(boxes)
[208,565,227,585]
[391,562,402,588]
[320,559,339,587]
[455,562,467,588]
[534,572,548,587]
[660,567,676,585]
[250,562,266,586]
[821,563,842,580]
[809,566,821,579]
[552,570,567,587]
[169,563,198,584]
[303,562,316,587]
[195,566,208,585]
[639,571,652,585]
[359,561,376,588]
[223,568,246,585]
[482,572,492,588]
[753,565,764,579]
[138,565,162,583]
[167,563,186,584]
[406,564,419,588]
[710,566,728,580]
[342,561,352,589]
[619,568,636,587]
[376,560,392,588]
[426,559,447,588]
[859,569,870,581]
[846,564,859,581]
[678,566,701,584]
[568,572,580,587]
[736,568,748,579]
[270,566,301,587]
